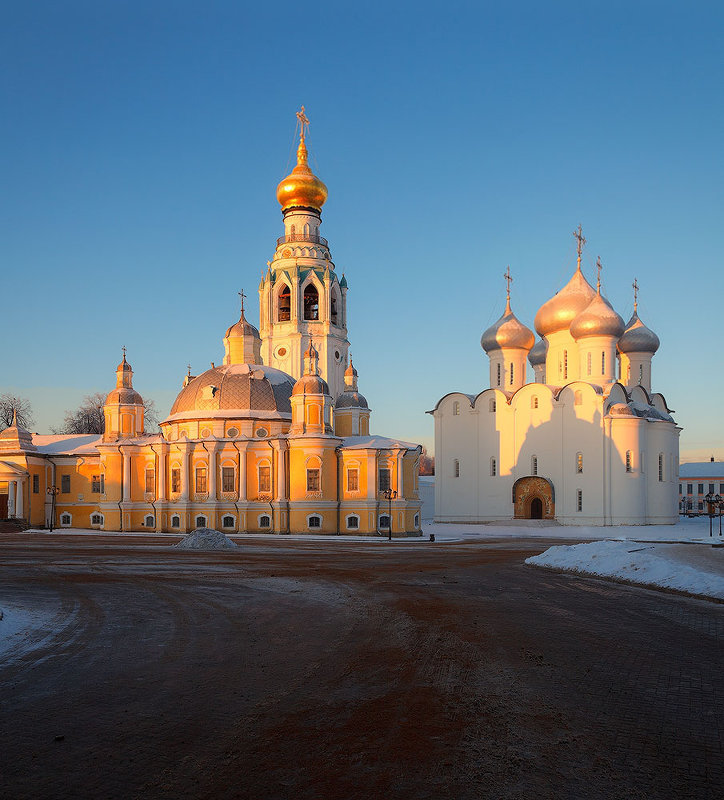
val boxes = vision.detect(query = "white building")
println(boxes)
[432,231,680,526]
[679,460,724,514]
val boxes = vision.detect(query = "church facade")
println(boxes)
[0,110,422,536]
[432,232,680,526]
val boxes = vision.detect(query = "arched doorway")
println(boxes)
[512,476,555,520]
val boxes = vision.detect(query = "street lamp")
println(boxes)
[383,488,397,541]
[46,486,59,532]
[704,492,721,537]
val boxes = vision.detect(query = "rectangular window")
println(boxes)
[347,468,359,492]
[33,474,39,493]
[307,468,320,492]
[577,490,583,512]
[496,363,501,387]
[698,501,704,511]
[454,459,460,478]
[698,483,704,494]
[658,455,664,483]
[92,474,102,493]
[145,469,154,493]
[678,483,681,494]
[61,474,71,494]
[195,467,207,493]
[587,352,591,376]
[258,465,271,493]
[709,483,715,494]
[531,456,538,476]
[347,516,359,529]
[222,467,235,493]
[576,453,583,474]
[171,469,181,493]
[601,352,605,375]
[687,483,693,494]
[625,451,632,473]
[379,468,391,492]
[720,483,724,494]
[563,350,568,380]
[490,458,497,477]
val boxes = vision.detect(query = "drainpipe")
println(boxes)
[231,439,242,532]
[118,445,124,532]
[267,439,275,532]
[335,445,342,535]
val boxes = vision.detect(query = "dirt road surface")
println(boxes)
[1,533,722,800]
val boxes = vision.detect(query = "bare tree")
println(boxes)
[56,393,160,435]
[0,394,34,430]
[419,447,435,476]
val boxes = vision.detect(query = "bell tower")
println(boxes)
[258,107,350,400]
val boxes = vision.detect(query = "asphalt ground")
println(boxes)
[1,533,722,800]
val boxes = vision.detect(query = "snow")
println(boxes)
[32,434,102,454]
[174,528,239,550]
[341,435,420,450]
[525,540,724,601]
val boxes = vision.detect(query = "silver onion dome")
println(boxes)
[481,298,535,353]
[617,310,660,354]
[570,292,625,340]
[528,338,548,366]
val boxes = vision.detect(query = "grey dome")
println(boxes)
[169,363,294,416]
[528,338,548,366]
[335,391,369,409]
[570,292,625,340]
[618,311,660,354]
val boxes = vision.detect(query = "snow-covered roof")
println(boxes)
[31,434,102,455]
[679,462,724,478]
[341,435,420,451]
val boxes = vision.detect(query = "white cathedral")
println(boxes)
[432,228,680,526]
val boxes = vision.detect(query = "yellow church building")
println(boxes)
[0,110,423,536]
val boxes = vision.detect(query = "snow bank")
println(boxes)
[526,540,724,600]
[174,528,238,550]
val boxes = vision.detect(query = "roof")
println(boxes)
[341,435,420,451]
[679,462,724,478]
[31,434,102,455]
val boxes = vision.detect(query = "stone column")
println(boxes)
[396,452,404,497]
[157,446,166,502]
[179,448,188,501]
[122,451,131,502]
[238,445,247,501]
[8,481,16,517]
[276,442,287,501]
[16,479,24,520]
[208,444,217,500]
[367,454,377,499]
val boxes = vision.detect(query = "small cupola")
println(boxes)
[103,348,145,441]
[290,341,333,435]
[334,356,371,436]
[223,291,262,366]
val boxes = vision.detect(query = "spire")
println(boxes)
[303,340,320,376]
[573,224,586,272]
[344,354,359,391]
[503,265,513,314]
[223,291,262,365]
[276,106,328,212]
[596,256,602,295]
[116,348,133,389]
[295,105,310,167]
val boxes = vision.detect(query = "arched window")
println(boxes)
[639,364,644,383]
[627,365,631,382]
[171,515,180,528]
[531,396,538,409]
[453,459,460,478]
[346,515,359,530]
[195,467,207,493]
[453,401,460,416]
[563,350,568,380]
[601,352,606,375]
[222,515,235,528]
[195,515,207,529]
[587,352,592,376]
[531,456,538,476]
[414,513,420,528]
[489,398,496,412]
[145,468,155,494]
[259,515,271,528]
[658,453,664,482]
[330,289,339,325]
[307,514,322,529]
[576,452,583,473]
[303,284,319,320]
[576,490,583,512]
[509,363,514,385]
[490,457,497,477]
[496,363,501,387]
[258,462,271,493]
[626,450,632,473]
[91,513,103,526]
[144,515,155,528]
[379,514,390,529]
[306,467,320,492]
[60,513,71,526]
[278,285,291,321]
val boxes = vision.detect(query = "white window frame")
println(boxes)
[346,514,360,530]
[90,512,103,528]
[144,514,155,528]
[258,514,271,529]
[195,515,207,529]
[170,514,181,528]
[60,513,72,527]
[307,514,322,530]
[221,514,235,529]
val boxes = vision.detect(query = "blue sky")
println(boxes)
[2,1,723,459]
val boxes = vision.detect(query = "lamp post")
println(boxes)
[704,492,721,537]
[46,486,59,532]
[383,488,397,541]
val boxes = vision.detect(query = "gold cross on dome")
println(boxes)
[296,105,310,139]
[632,277,639,309]
[122,345,126,359]
[596,256,602,290]
[503,265,513,298]
[573,224,586,257]
[238,289,246,314]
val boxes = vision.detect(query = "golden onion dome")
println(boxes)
[534,265,597,337]
[570,291,625,340]
[481,297,535,353]
[276,134,328,212]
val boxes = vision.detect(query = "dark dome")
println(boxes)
[169,363,294,417]
[335,391,369,409]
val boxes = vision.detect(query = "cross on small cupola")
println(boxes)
[632,277,639,311]
[503,265,513,299]
[296,105,310,140]
[596,256,603,293]
[238,289,246,315]
[573,224,586,267]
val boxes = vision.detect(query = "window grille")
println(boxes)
[347,468,359,492]
[379,468,391,492]
[307,469,320,492]
[222,467,235,492]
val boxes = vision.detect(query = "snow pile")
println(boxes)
[526,540,724,600]
[174,528,238,550]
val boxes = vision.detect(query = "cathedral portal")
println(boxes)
[513,476,555,520]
